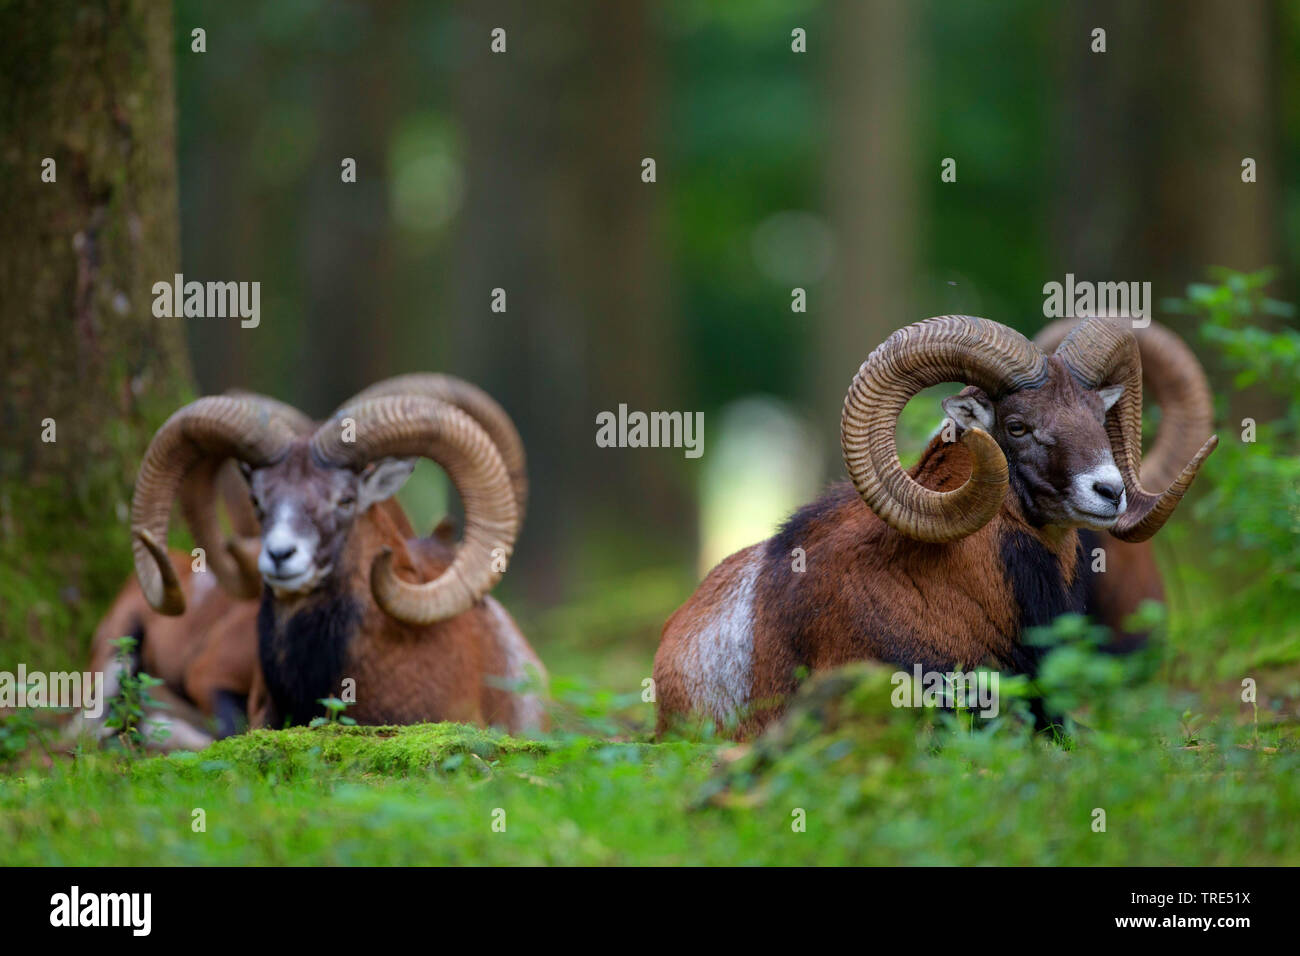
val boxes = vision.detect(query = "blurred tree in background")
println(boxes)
[1057,0,1282,294]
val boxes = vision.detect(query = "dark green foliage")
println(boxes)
[1160,271,1300,678]
[0,708,45,768]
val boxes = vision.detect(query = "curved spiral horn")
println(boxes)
[311,395,518,625]
[335,374,528,524]
[174,391,315,597]
[841,315,1049,542]
[131,396,299,613]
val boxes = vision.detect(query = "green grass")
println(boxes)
[2,531,1299,866]
[2,647,1297,865]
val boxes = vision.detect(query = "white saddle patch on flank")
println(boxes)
[683,552,758,724]
[485,597,547,731]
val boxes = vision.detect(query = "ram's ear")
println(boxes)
[358,457,416,509]
[941,386,994,433]
[1096,384,1124,412]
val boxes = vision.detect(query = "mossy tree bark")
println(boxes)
[0,0,193,669]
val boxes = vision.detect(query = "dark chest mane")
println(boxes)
[257,585,360,726]
[998,528,1087,675]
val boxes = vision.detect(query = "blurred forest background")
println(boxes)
[1,0,1296,682]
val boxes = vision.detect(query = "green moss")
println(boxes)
[0,378,192,672]
[183,722,552,778]
[0,705,1296,865]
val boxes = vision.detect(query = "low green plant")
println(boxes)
[0,707,44,767]
[1156,269,1300,679]
[1166,269,1300,594]
[103,636,168,751]
[309,696,357,728]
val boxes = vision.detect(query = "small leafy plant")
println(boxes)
[309,696,357,728]
[104,635,168,751]
[1179,709,1205,747]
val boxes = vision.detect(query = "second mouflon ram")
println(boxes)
[129,375,545,732]
[1033,318,1214,652]
[653,315,1217,738]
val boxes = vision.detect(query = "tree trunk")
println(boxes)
[819,0,916,469]
[1056,0,1283,425]
[1057,0,1281,294]
[452,0,686,599]
[0,0,192,669]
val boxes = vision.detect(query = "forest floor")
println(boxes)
[2,602,1298,865]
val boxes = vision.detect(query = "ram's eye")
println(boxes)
[1005,421,1029,437]
[339,495,356,508]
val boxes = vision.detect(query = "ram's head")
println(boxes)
[130,375,527,627]
[840,315,1217,542]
